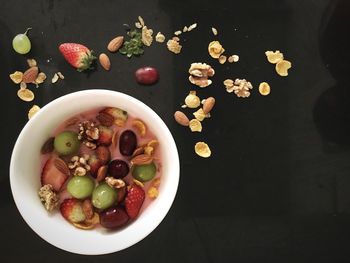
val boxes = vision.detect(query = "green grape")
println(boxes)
[12,28,32,54]
[67,176,95,199]
[92,183,118,210]
[54,131,80,155]
[132,162,157,182]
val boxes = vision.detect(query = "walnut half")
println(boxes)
[188,63,215,88]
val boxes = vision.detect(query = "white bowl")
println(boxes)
[10,90,179,255]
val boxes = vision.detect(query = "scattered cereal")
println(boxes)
[35,72,47,84]
[27,58,37,67]
[189,119,202,132]
[185,91,201,108]
[155,32,165,43]
[51,73,59,83]
[9,71,23,84]
[167,38,182,54]
[28,105,40,119]
[211,27,218,36]
[193,108,206,121]
[219,55,227,64]
[258,82,271,96]
[275,60,292,76]
[17,87,34,101]
[208,41,225,59]
[265,50,284,64]
[141,26,153,46]
[148,187,159,198]
[195,142,211,158]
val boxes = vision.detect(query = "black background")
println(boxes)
[1,0,350,262]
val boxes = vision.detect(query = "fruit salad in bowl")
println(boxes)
[10,90,179,255]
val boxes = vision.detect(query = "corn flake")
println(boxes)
[208,41,225,59]
[195,142,211,158]
[28,105,40,119]
[189,119,202,132]
[35,72,47,84]
[17,88,34,102]
[10,71,23,84]
[259,82,271,96]
[275,60,292,76]
[193,108,206,121]
[265,50,284,64]
[185,91,200,108]
[148,187,159,199]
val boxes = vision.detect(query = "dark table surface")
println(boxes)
[1,0,350,262]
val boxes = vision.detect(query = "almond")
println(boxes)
[203,97,215,114]
[97,112,114,126]
[107,36,124,52]
[132,146,144,157]
[22,66,39,83]
[54,158,70,175]
[130,154,153,166]
[82,199,94,219]
[99,53,111,71]
[174,111,190,126]
[96,165,108,182]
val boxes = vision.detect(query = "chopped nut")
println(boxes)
[174,30,182,36]
[183,26,188,32]
[275,60,292,76]
[105,177,125,189]
[138,15,145,26]
[147,139,159,149]
[84,141,97,149]
[208,41,225,59]
[187,23,197,31]
[135,22,142,29]
[219,55,227,64]
[133,179,144,188]
[167,38,182,54]
[96,165,108,182]
[211,27,218,36]
[78,121,100,144]
[185,91,201,108]
[17,87,34,102]
[193,108,206,121]
[148,187,159,198]
[195,142,211,158]
[35,72,46,84]
[38,184,59,211]
[27,59,37,67]
[28,105,40,119]
[141,26,153,46]
[20,82,27,89]
[155,32,165,43]
[259,82,271,96]
[228,55,239,63]
[188,62,215,88]
[10,71,23,84]
[265,50,284,64]
[189,119,202,132]
[74,166,86,176]
[51,73,59,83]
[57,72,65,79]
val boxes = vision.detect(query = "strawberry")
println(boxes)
[97,126,113,146]
[125,184,145,219]
[60,198,86,223]
[96,146,111,164]
[41,157,69,192]
[59,43,96,72]
[88,154,103,176]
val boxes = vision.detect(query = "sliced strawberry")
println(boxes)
[100,107,128,122]
[59,43,96,72]
[125,184,145,219]
[97,126,113,146]
[41,157,69,192]
[60,198,86,223]
[88,154,103,176]
[96,146,111,164]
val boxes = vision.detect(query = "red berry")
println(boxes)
[100,206,129,229]
[135,67,159,85]
[59,43,96,72]
[60,198,86,223]
[125,184,145,219]
[41,157,69,192]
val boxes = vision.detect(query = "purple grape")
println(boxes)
[108,159,129,178]
[119,130,137,156]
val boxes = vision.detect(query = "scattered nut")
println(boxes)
[185,91,201,108]
[224,78,253,97]
[107,36,124,52]
[147,139,159,149]
[130,154,153,165]
[74,166,87,176]
[10,71,23,84]
[203,97,215,114]
[188,62,215,88]
[275,60,292,76]
[132,119,147,137]
[17,87,34,102]
[211,27,218,36]
[174,111,190,126]
[57,72,65,79]
[189,119,202,132]
[22,66,39,83]
[138,15,145,26]
[35,72,46,84]
[187,23,197,31]
[27,59,37,67]
[20,82,27,89]
[183,26,188,32]
[141,26,153,46]
[155,32,165,43]
[265,50,284,64]
[219,55,227,64]
[208,41,225,59]
[259,82,271,96]
[99,53,111,71]
[28,105,40,119]
[96,165,108,182]
[144,146,154,156]
[51,73,59,83]
[105,177,125,189]
[167,38,182,54]
[195,142,211,158]
[174,30,182,36]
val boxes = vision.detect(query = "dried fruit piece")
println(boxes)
[17,87,34,101]
[195,142,211,158]
[22,66,38,83]
[188,62,215,88]
[193,108,206,121]
[167,38,182,54]
[203,97,215,114]
[28,104,40,119]
[275,60,292,76]
[99,53,111,71]
[27,58,37,67]
[35,72,46,84]
[185,91,201,108]
[51,73,59,83]
[132,119,147,136]
[208,41,225,59]
[259,82,271,96]
[107,36,124,52]
[10,71,23,84]
[189,119,202,132]
[141,26,153,46]
[265,50,284,64]
[174,111,190,126]
[155,32,165,43]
